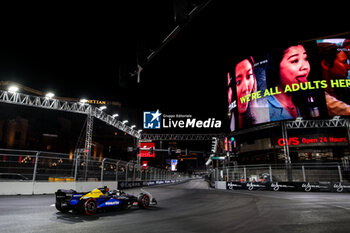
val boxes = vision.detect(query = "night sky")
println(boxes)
[0,1,349,131]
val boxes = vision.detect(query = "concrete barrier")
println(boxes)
[0,182,34,195]
[0,181,118,195]
[215,181,227,189]
[0,180,189,195]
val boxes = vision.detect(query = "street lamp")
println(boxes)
[137,129,143,133]
[99,106,107,111]
[112,114,119,118]
[131,125,136,129]
[80,99,88,104]
[122,120,128,124]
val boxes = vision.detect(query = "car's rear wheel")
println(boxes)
[83,198,97,215]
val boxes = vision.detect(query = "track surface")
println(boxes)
[1,179,350,233]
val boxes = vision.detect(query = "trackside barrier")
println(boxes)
[0,181,117,195]
[0,149,189,195]
[224,181,350,193]
[117,179,184,189]
[0,180,189,195]
[208,163,350,193]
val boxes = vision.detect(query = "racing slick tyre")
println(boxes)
[138,194,150,209]
[81,198,98,215]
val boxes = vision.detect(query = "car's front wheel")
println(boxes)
[138,194,150,209]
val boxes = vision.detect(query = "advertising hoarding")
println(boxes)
[228,38,350,131]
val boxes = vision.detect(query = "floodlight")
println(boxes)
[45,92,55,99]
[8,86,19,93]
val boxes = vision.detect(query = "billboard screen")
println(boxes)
[171,159,178,171]
[228,38,350,131]
[138,142,155,158]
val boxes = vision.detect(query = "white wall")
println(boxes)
[0,181,118,195]
[0,182,34,195]
[215,181,227,189]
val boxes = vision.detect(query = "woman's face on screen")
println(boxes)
[235,59,255,114]
[279,45,310,88]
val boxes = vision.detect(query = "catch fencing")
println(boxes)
[0,148,187,183]
[209,163,349,184]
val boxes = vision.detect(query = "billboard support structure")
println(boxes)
[84,109,94,181]
[281,121,291,165]
[282,121,293,182]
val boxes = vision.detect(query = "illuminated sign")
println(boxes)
[277,137,348,146]
[142,161,148,170]
[171,159,178,171]
[87,99,107,105]
[224,137,236,151]
[138,142,155,158]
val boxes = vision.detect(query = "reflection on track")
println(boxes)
[54,206,161,223]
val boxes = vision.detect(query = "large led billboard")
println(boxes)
[228,38,350,131]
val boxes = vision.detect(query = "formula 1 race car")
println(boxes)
[55,186,157,215]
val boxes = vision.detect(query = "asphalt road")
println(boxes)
[1,179,350,233]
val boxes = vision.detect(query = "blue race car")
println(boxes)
[55,186,157,215]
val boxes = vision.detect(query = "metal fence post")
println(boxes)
[226,167,229,181]
[32,151,40,183]
[133,163,136,182]
[243,166,247,182]
[338,165,343,182]
[31,151,40,195]
[269,165,273,182]
[115,160,120,182]
[125,162,130,182]
[101,158,106,182]
[302,165,306,182]
[74,155,81,181]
